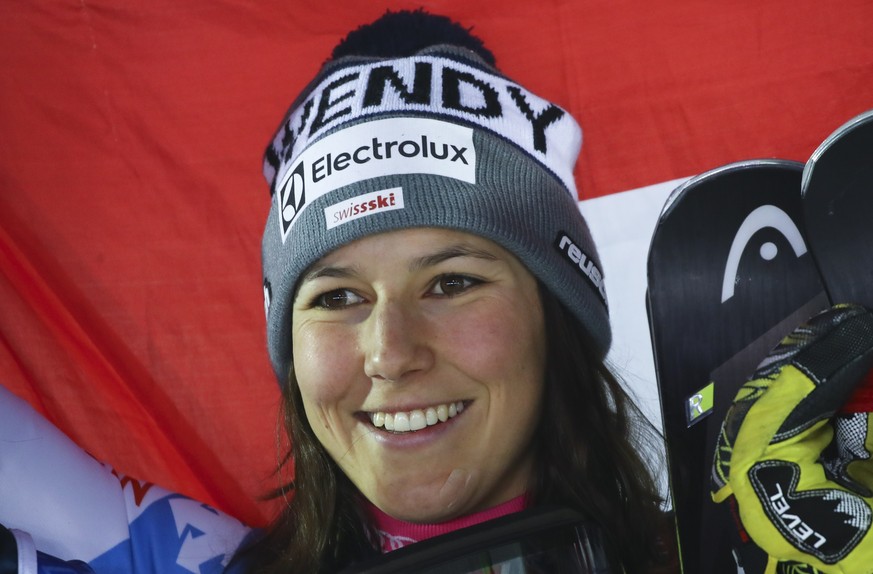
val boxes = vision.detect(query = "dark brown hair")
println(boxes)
[531,286,666,572]
[230,284,665,573]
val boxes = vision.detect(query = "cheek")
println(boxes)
[292,325,362,411]
[445,301,546,387]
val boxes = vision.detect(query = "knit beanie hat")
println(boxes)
[261,10,610,386]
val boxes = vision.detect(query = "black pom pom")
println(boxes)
[331,9,496,66]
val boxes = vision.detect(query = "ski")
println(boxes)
[802,109,873,309]
[646,159,829,573]
[802,109,873,423]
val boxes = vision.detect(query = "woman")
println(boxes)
[234,9,666,573]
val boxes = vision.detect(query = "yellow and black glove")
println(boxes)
[712,304,873,574]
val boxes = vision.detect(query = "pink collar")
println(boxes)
[365,494,530,553]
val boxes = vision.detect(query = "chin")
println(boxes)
[375,497,451,523]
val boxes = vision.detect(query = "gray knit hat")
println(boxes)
[261,11,610,385]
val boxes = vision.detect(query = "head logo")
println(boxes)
[277,162,306,241]
[721,205,807,303]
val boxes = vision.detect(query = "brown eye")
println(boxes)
[431,275,479,297]
[315,289,364,309]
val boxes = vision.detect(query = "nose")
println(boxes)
[362,299,433,382]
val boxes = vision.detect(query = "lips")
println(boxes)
[368,401,466,433]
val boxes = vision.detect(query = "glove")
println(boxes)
[711,304,873,574]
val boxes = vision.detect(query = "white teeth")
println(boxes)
[409,410,427,431]
[437,404,448,422]
[369,401,465,433]
[425,407,438,426]
[393,412,410,432]
[372,412,385,427]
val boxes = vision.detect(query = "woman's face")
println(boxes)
[291,227,547,523]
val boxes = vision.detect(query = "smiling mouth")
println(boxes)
[368,401,466,433]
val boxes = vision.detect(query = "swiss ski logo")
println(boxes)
[325,188,404,230]
[277,162,306,240]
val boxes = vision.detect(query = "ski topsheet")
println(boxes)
[802,109,873,309]
[647,159,829,573]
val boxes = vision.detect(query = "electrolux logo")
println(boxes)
[310,133,469,185]
[277,162,306,239]
[276,117,475,243]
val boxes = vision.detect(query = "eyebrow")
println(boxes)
[409,244,498,271]
[300,243,499,283]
